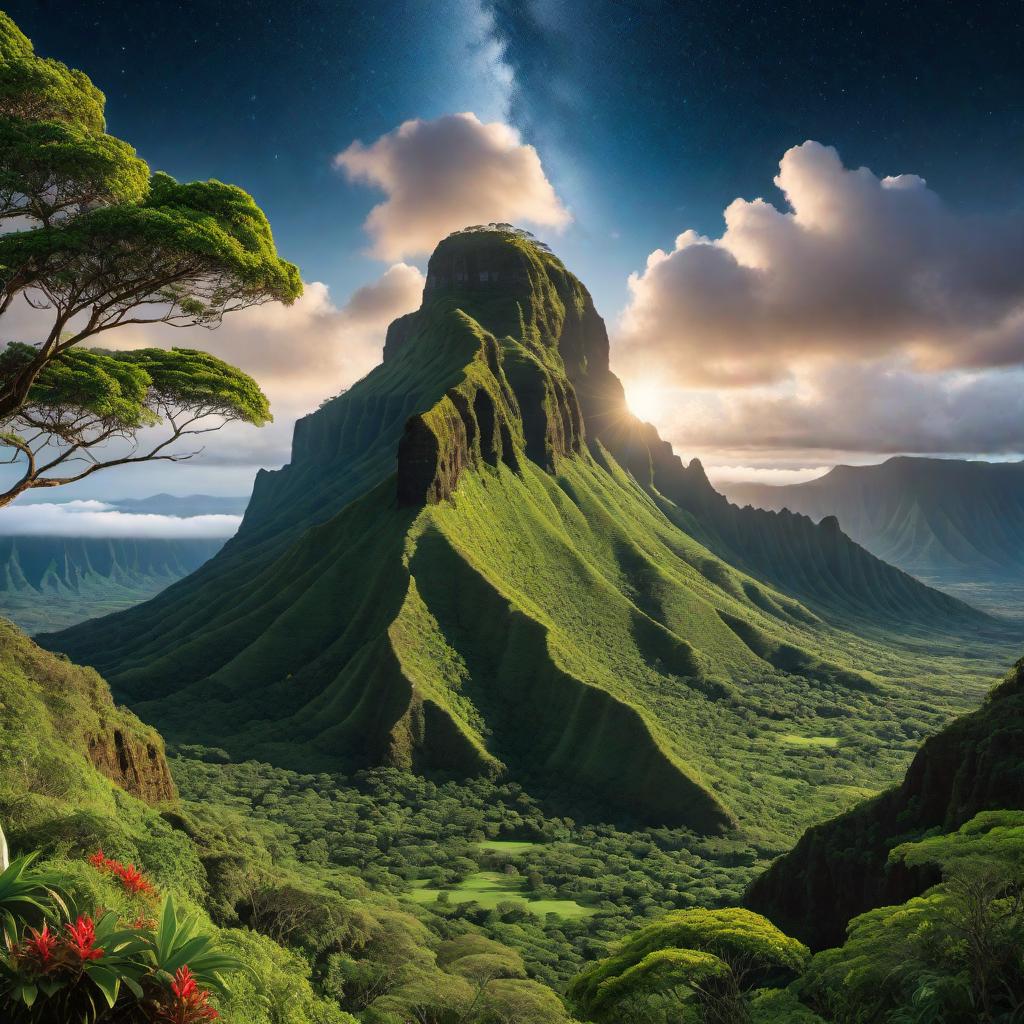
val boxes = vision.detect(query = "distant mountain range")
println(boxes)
[45,228,1009,839]
[722,458,1024,613]
[0,493,247,633]
[0,536,226,634]
[108,494,250,517]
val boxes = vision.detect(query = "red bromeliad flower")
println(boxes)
[155,966,219,1023]
[88,849,157,897]
[64,916,104,961]
[114,862,156,897]
[20,923,58,967]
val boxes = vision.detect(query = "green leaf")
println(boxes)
[85,964,122,1008]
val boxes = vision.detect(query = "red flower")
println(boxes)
[113,862,156,897]
[64,916,104,961]
[156,966,219,1023]
[87,850,157,897]
[21,923,58,967]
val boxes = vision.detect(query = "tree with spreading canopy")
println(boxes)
[801,811,1024,1024]
[0,11,301,507]
[567,907,809,1024]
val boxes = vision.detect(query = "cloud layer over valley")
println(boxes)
[0,501,241,538]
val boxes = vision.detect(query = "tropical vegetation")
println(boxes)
[0,10,299,507]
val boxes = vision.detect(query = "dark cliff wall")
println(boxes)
[744,660,1024,949]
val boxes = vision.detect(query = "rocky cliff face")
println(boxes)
[85,720,176,804]
[745,659,1024,949]
[0,618,176,806]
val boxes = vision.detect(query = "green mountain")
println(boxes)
[724,458,1024,613]
[45,228,1009,839]
[745,655,1024,949]
[0,535,226,634]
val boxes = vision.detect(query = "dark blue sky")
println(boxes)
[9,0,1024,314]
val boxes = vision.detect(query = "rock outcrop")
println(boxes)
[86,723,176,804]
[1,618,176,806]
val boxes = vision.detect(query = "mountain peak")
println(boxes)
[46,232,997,838]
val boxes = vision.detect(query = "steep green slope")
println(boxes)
[46,228,1011,838]
[0,617,177,812]
[725,458,1024,613]
[0,535,225,633]
[744,656,1024,949]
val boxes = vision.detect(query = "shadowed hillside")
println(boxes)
[45,228,1011,837]
[724,458,1024,614]
[745,655,1024,949]
[0,618,176,807]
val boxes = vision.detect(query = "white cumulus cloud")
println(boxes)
[0,262,426,472]
[636,360,1024,470]
[335,112,571,260]
[0,501,241,538]
[617,141,1024,387]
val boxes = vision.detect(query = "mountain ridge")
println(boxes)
[0,535,225,633]
[723,457,1024,613]
[44,227,1008,837]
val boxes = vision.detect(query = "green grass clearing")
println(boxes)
[475,840,542,855]
[405,870,596,920]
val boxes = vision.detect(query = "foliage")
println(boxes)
[568,907,808,1023]
[890,809,1024,876]
[0,10,299,505]
[800,811,1024,1024]
[747,989,825,1023]
[0,852,68,935]
[172,754,769,986]
[0,878,245,1024]
[0,341,270,503]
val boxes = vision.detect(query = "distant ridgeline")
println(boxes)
[0,495,246,633]
[724,459,1024,614]
[45,227,1012,836]
[0,535,226,634]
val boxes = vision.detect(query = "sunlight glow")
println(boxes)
[624,380,667,423]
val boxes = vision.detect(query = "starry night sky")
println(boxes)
[9,0,1023,310]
